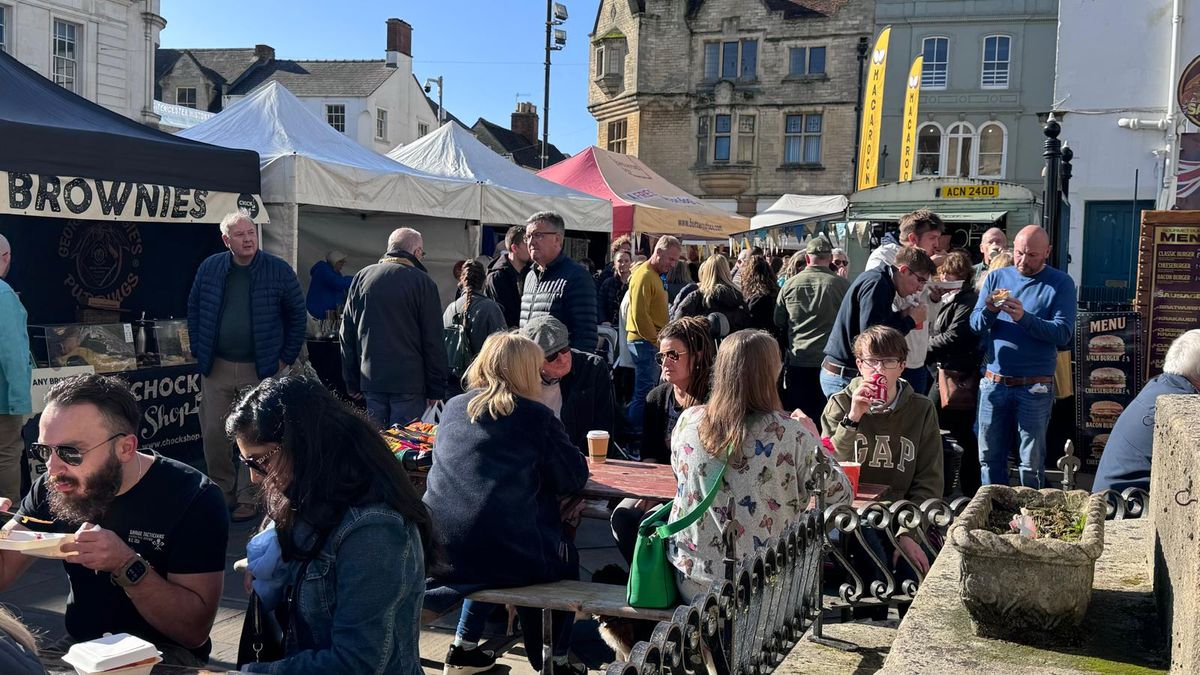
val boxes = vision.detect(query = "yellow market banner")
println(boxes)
[856,26,891,191]
[898,55,924,182]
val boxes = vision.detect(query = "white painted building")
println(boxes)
[1053,0,1199,300]
[0,0,163,125]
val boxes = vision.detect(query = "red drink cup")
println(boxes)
[840,461,861,496]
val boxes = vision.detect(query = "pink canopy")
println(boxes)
[538,146,748,239]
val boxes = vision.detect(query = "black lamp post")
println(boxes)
[851,36,869,192]
[1042,114,1063,268]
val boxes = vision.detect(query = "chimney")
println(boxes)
[386,18,412,68]
[511,102,539,145]
[254,44,275,62]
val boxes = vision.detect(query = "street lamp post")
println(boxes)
[1042,114,1063,268]
[424,76,444,126]
[542,2,568,169]
[851,36,870,192]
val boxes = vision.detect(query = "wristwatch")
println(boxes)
[839,416,861,430]
[112,554,150,588]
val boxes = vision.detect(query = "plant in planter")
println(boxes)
[947,485,1106,643]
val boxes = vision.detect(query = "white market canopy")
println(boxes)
[387,122,611,232]
[749,194,848,231]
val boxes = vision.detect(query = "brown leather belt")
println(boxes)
[984,371,1053,387]
[822,359,858,378]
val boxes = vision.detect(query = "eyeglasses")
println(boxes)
[858,357,903,371]
[29,433,128,467]
[238,444,282,474]
[902,266,929,285]
[832,260,848,269]
[654,349,689,365]
[546,347,571,362]
[525,231,559,242]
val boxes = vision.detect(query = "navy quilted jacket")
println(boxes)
[519,253,598,352]
[187,250,307,379]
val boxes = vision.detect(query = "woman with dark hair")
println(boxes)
[740,255,780,335]
[229,376,433,674]
[597,250,632,325]
[668,330,851,600]
[664,258,694,303]
[443,260,507,396]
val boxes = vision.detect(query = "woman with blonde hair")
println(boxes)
[423,332,589,675]
[672,255,750,334]
[666,330,851,600]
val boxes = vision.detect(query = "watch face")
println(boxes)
[125,560,148,583]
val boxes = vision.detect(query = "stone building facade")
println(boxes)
[587,0,875,216]
[1,0,163,125]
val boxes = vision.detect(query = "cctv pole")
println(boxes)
[542,0,552,169]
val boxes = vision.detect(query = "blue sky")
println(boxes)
[160,0,601,154]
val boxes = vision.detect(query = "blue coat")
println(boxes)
[187,251,306,379]
[423,393,588,587]
[0,279,31,415]
[305,260,353,320]
[1093,373,1198,494]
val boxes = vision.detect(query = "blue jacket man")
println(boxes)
[187,213,305,520]
[518,212,598,353]
[1094,330,1200,494]
[0,235,32,503]
[306,252,353,320]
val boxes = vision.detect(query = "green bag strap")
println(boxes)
[651,443,733,539]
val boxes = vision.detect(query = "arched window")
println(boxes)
[976,122,1007,178]
[945,122,974,177]
[916,123,942,176]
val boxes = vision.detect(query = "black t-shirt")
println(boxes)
[17,454,229,661]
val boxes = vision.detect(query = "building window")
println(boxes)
[596,40,625,77]
[739,39,757,80]
[945,122,974,177]
[376,108,388,140]
[981,35,1011,89]
[710,39,757,81]
[595,44,603,77]
[607,118,628,154]
[917,123,942,176]
[736,114,755,162]
[714,114,732,161]
[52,20,80,93]
[326,104,346,133]
[0,7,8,54]
[417,122,429,138]
[697,116,709,164]
[788,46,826,76]
[703,42,719,80]
[921,36,949,90]
[976,122,1007,177]
[176,87,197,109]
[784,113,822,164]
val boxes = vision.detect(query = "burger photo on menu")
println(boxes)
[1088,334,1126,356]
[1088,400,1124,426]
[1091,433,1110,457]
[1088,367,1127,391]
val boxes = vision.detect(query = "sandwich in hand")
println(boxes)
[990,288,1010,305]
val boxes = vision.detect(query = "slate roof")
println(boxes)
[230,59,397,97]
[686,0,845,18]
[155,48,261,87]
[472,117,567,170]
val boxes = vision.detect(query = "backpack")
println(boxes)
[444,294,474,379]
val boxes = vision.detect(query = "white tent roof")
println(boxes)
[387,122,611,232]
[179,81,480,220]
[750,194,848,230]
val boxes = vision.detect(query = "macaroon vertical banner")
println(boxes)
[856,26,891,191]
[898,55,924,182]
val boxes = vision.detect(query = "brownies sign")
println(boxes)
[1074,310,1143,468]
[1,171,265,223]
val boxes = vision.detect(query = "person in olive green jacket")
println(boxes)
[821,325,943,577]
[774,237,849,421]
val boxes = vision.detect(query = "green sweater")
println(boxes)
[774,265,850,367]
[820,377,943,503]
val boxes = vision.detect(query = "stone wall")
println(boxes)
[157,55,218,112]
[1152,394,1200,673]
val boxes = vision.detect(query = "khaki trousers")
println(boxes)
[0,414,25,504]
[199,358,261,507]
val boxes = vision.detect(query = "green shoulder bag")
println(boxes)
[627,448,730,609]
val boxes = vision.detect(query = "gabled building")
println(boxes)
[587,0,875,216]
[155,18,441,153]
[473,102,567,171]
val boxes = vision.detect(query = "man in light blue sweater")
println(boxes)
[970,225,1076,488]
[0,235,32,503]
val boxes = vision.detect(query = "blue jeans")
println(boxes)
[820,368,853,398]
[977,377,1054,488]
[902,366,930,396]
[365,392,426,429]
[626,340,660,435]
[456,600,574,667]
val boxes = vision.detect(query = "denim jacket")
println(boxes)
[243,504,426,675]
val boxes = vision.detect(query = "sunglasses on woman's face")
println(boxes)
[833,260,848,269]
[28,433,128,467]
[654,349,689,365]
[238,444,283,474]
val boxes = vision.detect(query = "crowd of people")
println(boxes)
[0,202,1193,674]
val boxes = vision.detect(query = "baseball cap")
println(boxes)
[521,316,570,357]
[805,237,833,255]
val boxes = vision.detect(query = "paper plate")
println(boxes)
[0,531,73,558]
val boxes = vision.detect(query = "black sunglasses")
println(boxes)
[238,444,282,474]
[29,433,127,467]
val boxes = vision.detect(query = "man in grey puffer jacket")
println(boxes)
[519,212,598,353]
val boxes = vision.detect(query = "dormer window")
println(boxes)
[594,30,627,95]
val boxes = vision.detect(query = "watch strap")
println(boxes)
[112,554,148,588]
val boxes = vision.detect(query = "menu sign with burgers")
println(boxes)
[1134,211,1200,379]
[1075,311,1143,467]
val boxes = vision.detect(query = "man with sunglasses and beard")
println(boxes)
[0,375,228,666]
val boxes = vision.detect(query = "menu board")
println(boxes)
[1075,311,1142,468]
[1135,211,1200,379]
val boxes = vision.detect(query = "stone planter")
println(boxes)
[947,486,1106,642]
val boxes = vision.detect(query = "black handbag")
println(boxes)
[237,591,284,667]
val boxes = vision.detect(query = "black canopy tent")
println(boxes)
[0,49,259,192]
